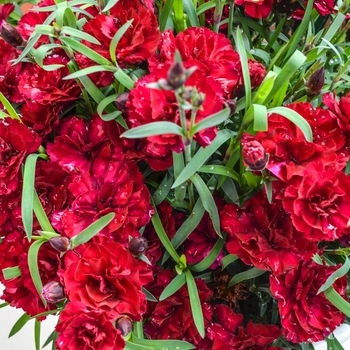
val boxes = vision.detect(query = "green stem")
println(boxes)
[213,0,223,33]
[228,3,235,40]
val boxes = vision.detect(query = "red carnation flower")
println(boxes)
[283,162,350,242]
[82,0,159,64]
[18,52,81,105]
[270,259,347,343]
[59,239,153,321]
[235,0,274,19]
[0,117,41,195]
[55,301,125,350]
[221,193,317,274]
[0,185,21,233]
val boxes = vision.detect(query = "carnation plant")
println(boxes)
[1,0,350,349]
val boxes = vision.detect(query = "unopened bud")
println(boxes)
[42,281,66,303]
[242,137,268,171]
[306,67,325,98]
[49,237,71,253]
[167,61,187,89]
[226,99,236,115]
[115,92,129,111]
[1,23,24,48]
[193,92,205,108]
[128,236,148,256]
[116,316,133,336]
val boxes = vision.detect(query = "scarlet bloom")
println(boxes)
[55,301,125,350]
[221,193,317,274]
[283,162,350,242]
[0,117,41,195]
[82,0,160,64]
[270,260,347,343]
[59,239,153,320]
[235,0,274,19]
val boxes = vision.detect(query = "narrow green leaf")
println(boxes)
[162,198,205,264]
[0,92,21,121]
[173,0,185,32]
[63,7,76,28]
[190,233,226,272]
[42,331,56,349]
[318,258,350,294]
[142,287,158,302]
[159,0,175,32]
[97,94,125,124]
[153,173,173,206]
[192,107,230,135]
[121,122,183,139]
[151,199,180,263]
[125,341,153,350]
[133,336,195,350]
[183,0,200,27]
[33,24,56,36]
[265,15,286,51]
[9,313,32,338]
[221,177,239,203]
[34,319,41,350]
[228,267,266,288]
[172,129,235,188]
[253,104,268,132]
[234,28,251,112]
[221,254,239,269]
[71,213,115,248]
[28,240,47,307]
[109,20,133,65]
[102,0,120,12]
[35,44,64,71]
[191,173,221,237]
[318,13,345,54]
[33,190,55,233]
[185,270,204,338]
[173,152,187,202]
[252,71,276,105]
[196,1,216,15]
[61,27,101,44]
[60,37,111,65]
[13,32,42,65]
[64,65,115,79]
[267,106,313,142]
[326,334,345,350]
[0,302,9,309]
[2,266,21,280]
[198,165,240,183]
[159,273,186,301]
[22,154,40,241]
[114,69,135,90]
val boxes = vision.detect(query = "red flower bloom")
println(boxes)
[283,162,350,242]
[59,240,152,320]
[0,4,14,25]
[221,193,317,274]
[55,301,125,350]
[82,0,159,64]
[0,117,41,195]
[270,259,347,343]
[235,0,274,19]
[18,52,81,105]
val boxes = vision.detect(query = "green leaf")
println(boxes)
[13,33,42,65]
[173,0,185,32]
[319,13,345,54]
[221,254,239,269]
[9,313,32,338]
[0,91,21,121]
[28,240,47,307]
[252,71,276,105]
[190,233,226,272]
[34,319,41,350]
[125,342,153,350]
[153,173,173,206]
[173,152,187,202]
[42,331,56,349]
[198,165,240,183]
[22,154,40,241]
[114,69,135,90]
[183,0,200,27]
[326,334,345,350]
[234,28,251,112]
[192,107,230,135]
[142,287,158,302]
[221,177,239,203]
[159,273,186,301]
[253,104,268,132]
[60,37,111,65]
[228,267,267,288]
[109,20,133,65]
[159,0,175,32]
[318,258,350,294]
[185,270,204,338]
[34,44,64,71]
[191,173,221,237]
[151,199,180,263]
[96,93,126,125]
[102,0,120,12]
[33,190,56,233]
[2,266,21,280]
[0,302,9,309]
[121,122,183,139]
[71,213,115,248]
[63,65,115,79]
[133,336,195,350]
[63,7,76,28]
[162,198,205,264]
[267,106,313,142]
[196,1,216,15]
[172,129,235,188]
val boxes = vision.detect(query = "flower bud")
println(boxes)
[42,281,66,303]
[116,316,133,336]
[1,23,24,48]
[115,92,129,111]
[226,99,236,115]
[242,138,268,171]
[49,237,71,253]
[128,236,148,256]
[193,92,205,108]
[306,67,325,98]
[167,61,187,89]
